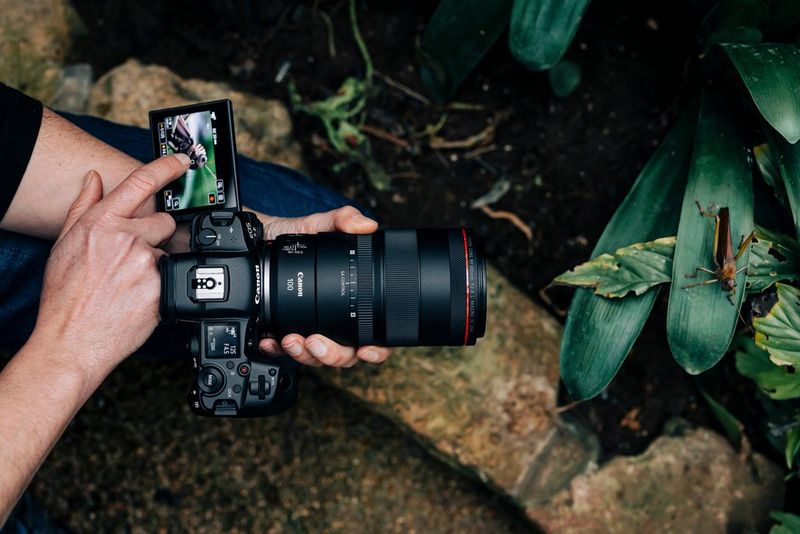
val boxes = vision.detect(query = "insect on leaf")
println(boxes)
[559,106,696,401]
[509,0,591,71]
[735,337,800,400]
[753,283,800,367]
[666,88,754,374]
[552,237,674,298]
[722,43,800,144]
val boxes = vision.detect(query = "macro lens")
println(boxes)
[264,229,487,347]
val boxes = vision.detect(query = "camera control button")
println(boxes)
[238,363,250,376]
[226,361,234,370]
[268,368,277,376]
[198,366,224,395]
[196,227,218,246]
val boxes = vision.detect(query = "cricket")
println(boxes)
[683,202,755,304]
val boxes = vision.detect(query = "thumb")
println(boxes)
[57,170,104,242]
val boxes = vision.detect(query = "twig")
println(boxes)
[538,286,568,318]
[552,400,582,414]
[480,205,533,241]
[319,11,337,58]
[447,102,485,111]
[360,124,410,149]
[350,0,373,81]
[430,123,495,149]
[374,70,431,106]
[464,144,497,159]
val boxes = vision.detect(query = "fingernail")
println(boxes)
[175,153,191,166]
[283,341,302,356]
[361,350,380,363]
[351,212,374,225]
[307,339,328,358]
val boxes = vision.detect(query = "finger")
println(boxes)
[357,346,392,364]
[263,206,377,239]
[101,154,190,218]
[57,170,104,242]
[258,338,284,356]
[329,206,378,234]
[304,334,359,367]
[280,335,323,367]
[134,212,178,247]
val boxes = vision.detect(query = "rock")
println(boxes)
[315,265,600,510]
[50,63,93,113]
[0,0,77,102]
[527,427,785,533]
[88,59,304,170]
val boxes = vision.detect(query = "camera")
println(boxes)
[151,100,488,417]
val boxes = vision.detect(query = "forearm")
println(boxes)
[0,336,98,524]
[0,108,148,239]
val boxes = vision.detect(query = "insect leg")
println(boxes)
[683,278,719,290]
[694,200,718,218]
[685,266,717,279]
[734,231,756,262]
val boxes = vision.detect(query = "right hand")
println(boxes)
[29,154,189,388]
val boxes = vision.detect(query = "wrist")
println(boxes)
[22,329,112,398]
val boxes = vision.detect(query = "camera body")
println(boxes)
[161,209,298,417]
[152,100,487,418]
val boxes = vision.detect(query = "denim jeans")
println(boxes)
[0,113,353,355]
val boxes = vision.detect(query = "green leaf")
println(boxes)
[754,143,789,206]
[705,26,763,48]
[735,336,800,400]
[698,0,768,49]
[548,59,582,98]
[553,237,674,298]
[747,225,800,292]
[771,512,800,534]
[560,107,696,400]
[700,389,743,447]
[768,131,800,242]
[666,89,754,374]
[722,43,800,144]
[509,0,591,71]
[753,283,800,366]
[420,0,514,102]
[786,424,800,468]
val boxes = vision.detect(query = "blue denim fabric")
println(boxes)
[0,113,353,353]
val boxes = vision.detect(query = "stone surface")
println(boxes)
[0,0,76,102]
[316,265,600,510]
[527,426,785,533]
[50,63,93,113]
[88,59,304,170]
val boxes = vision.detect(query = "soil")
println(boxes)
[56,0,795,524]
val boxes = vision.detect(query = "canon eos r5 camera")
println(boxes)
[151,100,487,418]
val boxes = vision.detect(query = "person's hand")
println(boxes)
[256,206,392,367]
[29,154,189,387]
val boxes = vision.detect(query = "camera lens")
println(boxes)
[264,229,487,347]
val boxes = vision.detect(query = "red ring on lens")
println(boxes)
[462,228,470,346]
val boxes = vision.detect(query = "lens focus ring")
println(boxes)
[383,230,420,345]
[356,234,374,345]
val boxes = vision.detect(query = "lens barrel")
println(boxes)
[265,229,486,347]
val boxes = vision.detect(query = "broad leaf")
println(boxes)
[698,0,768,45]
[747,225,800,292]
[754,283,800,366]
[700,389,743,447]
[786,424,800,468]
[667,89,753,374]
[548,59,582,98]
[768,131,800,243]
[771,512,800,534]
[754,143,789,206]
[735,337,800,400]
[553,237,674,298]
[509,0,590,71]
[420,0,514,102]
[560,107,696,401]
[722,43,800,144]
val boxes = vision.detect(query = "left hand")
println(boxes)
[255,206,392,367]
